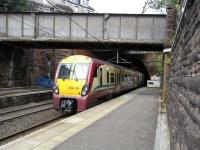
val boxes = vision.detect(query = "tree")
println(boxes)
[142,0,180,14]
[155,54,163,76]
[0,0,31,11]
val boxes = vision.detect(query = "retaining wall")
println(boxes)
[167,1,200,149]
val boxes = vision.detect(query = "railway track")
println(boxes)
[0,100,53,123]
[0,100,62,141]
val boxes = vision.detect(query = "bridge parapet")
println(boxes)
[0,12,166,44]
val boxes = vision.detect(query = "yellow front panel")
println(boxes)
[58,79,86,96]
[56,55,91,97]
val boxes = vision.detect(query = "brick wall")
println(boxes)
[165,7,178,47]
[0,49,12,87]
[32,49,94,82]
[0,48,33,87]
[167,1,200,149]
[0,48,94,87]
[143,53,163,78]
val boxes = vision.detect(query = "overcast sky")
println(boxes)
[89,0,159,14]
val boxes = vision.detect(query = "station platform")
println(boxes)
[0,87,52,109]
[0,87,52,97]
[0,87,164,150]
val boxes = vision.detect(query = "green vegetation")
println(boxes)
[0,0,31,11]
[155,54,163,76]
[142,0,180,13]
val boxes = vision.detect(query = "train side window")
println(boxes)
[107,71,109,83]
[116,73,118,84]
[110,73,115,83]
[125,74,127,81]
[118,73,120,83]
[119,73,121,83]
[116,73,119,83]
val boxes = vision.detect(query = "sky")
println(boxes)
[89,0,159,14]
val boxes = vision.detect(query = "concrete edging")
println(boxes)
[154,98,170,150]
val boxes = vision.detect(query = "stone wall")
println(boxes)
[167,1,200,149]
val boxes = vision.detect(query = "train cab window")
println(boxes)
[107,71,109,83]
[110,73,115,83]
[72,64,89,80]
[58,64,72,79]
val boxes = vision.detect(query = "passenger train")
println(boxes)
[53,55,144,114]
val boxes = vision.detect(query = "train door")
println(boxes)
[96,67,104,98]
[116,68,121,93]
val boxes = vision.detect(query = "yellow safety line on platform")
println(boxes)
[0,88,145,150]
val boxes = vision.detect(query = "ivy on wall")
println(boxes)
[0,0,31,11]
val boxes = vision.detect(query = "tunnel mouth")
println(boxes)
[95,52,151,87]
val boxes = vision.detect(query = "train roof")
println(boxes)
[60,55,143,75]
[91,57,142,74]
[60,55,92,64]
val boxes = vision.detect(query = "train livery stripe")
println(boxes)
[91,84,116,93]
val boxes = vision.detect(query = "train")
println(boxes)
[53,55,144,114]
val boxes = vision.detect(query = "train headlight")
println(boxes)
[81,84,89,96]
[53,85,59,95]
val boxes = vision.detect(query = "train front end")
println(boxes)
[53,55,91,114]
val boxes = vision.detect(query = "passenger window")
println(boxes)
[107,71,109,83]
[110,73,115,83]
[119,74,120,83]
[117,73,118,83]
[118,73,120,83]
[125,74,127,81]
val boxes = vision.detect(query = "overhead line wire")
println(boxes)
[5,13,96,50]
[1,0,111,50]
[45,0,110,50]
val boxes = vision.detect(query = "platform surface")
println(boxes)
[0,87,52,97]
[0,87,160,150]
[55,87,160,150]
